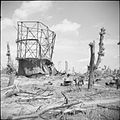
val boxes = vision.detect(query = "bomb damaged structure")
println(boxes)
[16,21,56,76]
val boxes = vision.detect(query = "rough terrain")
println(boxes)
[1,74,120,120]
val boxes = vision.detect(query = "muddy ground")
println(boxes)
[1,74,120,120]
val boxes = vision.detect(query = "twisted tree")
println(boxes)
[88,28,106,89]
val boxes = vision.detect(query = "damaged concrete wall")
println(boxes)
[18,58,53,76]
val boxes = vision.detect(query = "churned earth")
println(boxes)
[1,74,120,120]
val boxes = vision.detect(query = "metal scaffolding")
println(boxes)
[16,21,56,76]
[16,21,56,60]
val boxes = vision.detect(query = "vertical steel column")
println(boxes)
[36,22,39,58]
[118,41,120,71]
[20,22,23,58]
[119,42,120,71]
[17,23,19,58]
[25,27,28,58]
[50,33,56,60]
[46,27,51,60]
[39,29,42,59]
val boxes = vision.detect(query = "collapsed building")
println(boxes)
[16,21,57,77]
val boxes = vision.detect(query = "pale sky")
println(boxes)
[1,1,119,73]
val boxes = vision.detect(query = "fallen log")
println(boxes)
[19,89,37,95]
[97,104,120,111]
[4,89,19,98]
[85,90,104,98]
[2,85,40,99]
[12,101,83,120]
[10,98,120,120]
[3,88,36,98]
[15,96,51,103]
[99,113,109,120]
[61,92,68,104]
[1,85,15,91]
[8,73,15,86]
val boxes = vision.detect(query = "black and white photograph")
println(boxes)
[1,1,120,120]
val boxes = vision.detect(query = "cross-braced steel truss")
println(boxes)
[16,21,56,61]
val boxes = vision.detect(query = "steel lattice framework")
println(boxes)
[16,21,56,61]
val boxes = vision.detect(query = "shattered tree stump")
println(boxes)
[88,28,106,89]
[8,73,15,86]
[88,41,95,89]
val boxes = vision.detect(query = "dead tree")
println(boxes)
[65,61,68,74]
[6,43,16,86]
[88,41,95,89]
[88,28,105,89]
[117,41,120,73]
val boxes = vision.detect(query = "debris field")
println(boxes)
[1,73,120,120]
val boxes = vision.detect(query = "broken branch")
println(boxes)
[61,92,68,104]
[97,104,120,111]
[12,101,83,120]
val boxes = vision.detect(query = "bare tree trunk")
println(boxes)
[88,28,105,89]
[95,28,105,69]
[65,61,68,74]
[88,41,95,89]
[8,73,15,86]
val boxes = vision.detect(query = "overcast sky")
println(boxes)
[1,1,119,73]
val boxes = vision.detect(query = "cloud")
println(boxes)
[51,19,81,35]
[113,55,119,59]
[1,1,53,67]
[104,38,119,45]
[1,18,13,29]
[93,23,105,29]
[2,1,53,29]
[77,58,89,63]
[13,1,52,19]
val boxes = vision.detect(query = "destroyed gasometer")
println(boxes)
[16,21,56,76]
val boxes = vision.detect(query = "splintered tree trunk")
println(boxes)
[88,28,105,89]
[88,41,95,89]
[8,73,15,86]
[72,67,75,75]
[65,61,68,74]
[95,28,105,69]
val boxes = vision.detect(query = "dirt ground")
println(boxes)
[1,74,120,120]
